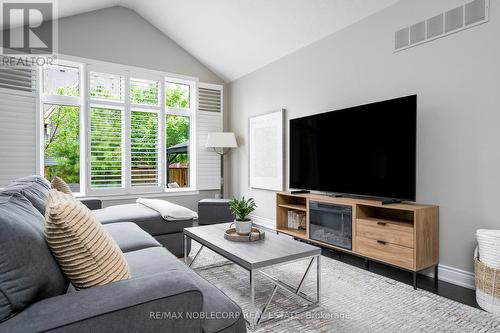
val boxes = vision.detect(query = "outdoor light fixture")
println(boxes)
[205,132,238,198]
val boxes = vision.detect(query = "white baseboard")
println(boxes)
[250,214,276,230]
[422,264,475,290]
[249,214,476,290]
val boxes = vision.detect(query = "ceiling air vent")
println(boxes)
[426,14,444,39]
[394,0,489,52]
[445,6,464,33]
[465,0,486,25]
[410,21,425,44]
[395,27,409,50]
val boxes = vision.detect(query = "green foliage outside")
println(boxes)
[90,107,122,188]
[131,81,158,105]
[165,83,190,164]
[166,83,189,108]
[44,79,190,188]
[44,87,80,186]
[166,115,189,164]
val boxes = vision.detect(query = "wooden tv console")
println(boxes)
[276,192,439,289]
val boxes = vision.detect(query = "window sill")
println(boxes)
[75,188,200,201]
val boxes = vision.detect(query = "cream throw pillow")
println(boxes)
[44,189,131,289]
[51,176,72,195]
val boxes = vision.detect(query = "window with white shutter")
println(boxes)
[88,70,126,192]
[90,107,124,189]
[33,59,200,196]
[130,76,162,190]
[197,84,223,190]
[131,111,159,187]
[0,59,37,186]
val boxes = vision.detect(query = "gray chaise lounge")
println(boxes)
[0,176,246,333]
[90,202,193,257]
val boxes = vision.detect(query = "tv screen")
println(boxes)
[290,95,416,201]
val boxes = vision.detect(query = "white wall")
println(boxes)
[228,0,500,278]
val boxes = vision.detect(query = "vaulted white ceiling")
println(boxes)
[57,0,399,82]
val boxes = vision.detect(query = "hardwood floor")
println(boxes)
[321,247,479,309]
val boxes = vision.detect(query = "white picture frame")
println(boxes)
[248,109,285,191]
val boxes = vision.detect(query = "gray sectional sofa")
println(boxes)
[90,202,192,257]
[0,176,246,333]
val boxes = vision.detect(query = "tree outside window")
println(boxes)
[44,104,80,192]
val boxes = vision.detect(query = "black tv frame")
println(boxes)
[289,95,417,203]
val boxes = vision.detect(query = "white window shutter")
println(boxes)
[0,61,36,92]
[0,61,37,186]
[199,86,222,112]
[90,107,124,189]
[131,111,159,187]
[197,85,223,190]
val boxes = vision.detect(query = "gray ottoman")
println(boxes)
[198,199,234,225]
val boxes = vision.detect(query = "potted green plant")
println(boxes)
[228,197,257,235]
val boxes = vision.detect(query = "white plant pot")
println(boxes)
[234,219,252,236]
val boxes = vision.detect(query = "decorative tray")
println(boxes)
[224,227,265,242]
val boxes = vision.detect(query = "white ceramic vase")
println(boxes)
[234,219,252,236]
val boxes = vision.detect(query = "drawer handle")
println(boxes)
[377,240,387,245]
[377,221,387,226]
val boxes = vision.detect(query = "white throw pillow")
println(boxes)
[136,198,198,221]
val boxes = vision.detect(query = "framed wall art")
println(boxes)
[248,109,285,191]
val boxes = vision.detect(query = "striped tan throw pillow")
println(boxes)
[44,190,131,289]
[51,176,72,194]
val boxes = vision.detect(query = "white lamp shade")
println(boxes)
[205,132,238,148]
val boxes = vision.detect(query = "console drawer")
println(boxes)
[356,236,414,270]
[357,218,414,248]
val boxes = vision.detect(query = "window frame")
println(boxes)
[164,77,197,193]
[39,59,85,196]
[38,56,198,197]
[129,108,162,193]
[88,103,126,194]
[86,65,128,196]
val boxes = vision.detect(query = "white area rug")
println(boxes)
[188,243,500,332]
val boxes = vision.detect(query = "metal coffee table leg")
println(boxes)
[250,270,256,330]
[184,234,204,267]
[256,285,278,325]
[189,245,204,268]
[182,232,321,331]
[184,234,188,264]
[317,255,321,302]
[184,236,234,270]
[254,255,321,327]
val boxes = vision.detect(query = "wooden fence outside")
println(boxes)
[168,166,189,187]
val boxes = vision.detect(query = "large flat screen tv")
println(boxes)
[290,95,416,201]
